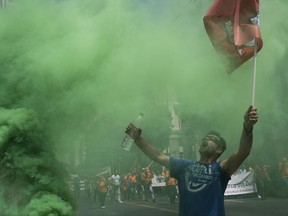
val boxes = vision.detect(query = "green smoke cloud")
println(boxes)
[0,107,74,215]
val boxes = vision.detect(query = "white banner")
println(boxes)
[224,171,257,196]
[152,175,166,187]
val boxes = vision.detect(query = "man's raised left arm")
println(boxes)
[221,106,258,176]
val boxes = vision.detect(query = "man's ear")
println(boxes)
[216,148,223,156]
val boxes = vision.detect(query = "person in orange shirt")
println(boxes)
[165,171,178,205]
[97,176,108,209]
[164,169,169,177]
[137,171,145,200]
[129,171,138,200]
[141,167,156,202]
[121,173,130,201]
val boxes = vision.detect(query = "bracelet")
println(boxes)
[243,123,253,137]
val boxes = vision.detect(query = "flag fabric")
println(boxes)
[203,0,263,74]
[131,158,140,171]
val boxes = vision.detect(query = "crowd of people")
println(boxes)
[71,154,288,210]
[234,154,288,200]
[72,167,178,209]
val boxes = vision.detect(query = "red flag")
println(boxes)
[203,0,263,74]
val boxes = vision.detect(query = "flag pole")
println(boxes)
[251,40,258,106]
[147,161,153,168]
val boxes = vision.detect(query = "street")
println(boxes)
[76,193,288,216]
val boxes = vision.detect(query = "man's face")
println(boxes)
[199,135,221,157]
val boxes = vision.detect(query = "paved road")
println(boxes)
[76,194,178,216]
[225,197,287,216]
[76,194,288,216]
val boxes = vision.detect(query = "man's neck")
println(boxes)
[199,157,217,164]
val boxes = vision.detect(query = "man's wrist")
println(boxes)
[133,128,142,142]
[134,135,142,143]
[243,122,253,137]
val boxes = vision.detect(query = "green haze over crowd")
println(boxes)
[0,0,288,215]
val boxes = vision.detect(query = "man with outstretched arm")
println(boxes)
[125,106,258,216]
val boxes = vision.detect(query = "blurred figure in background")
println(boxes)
[129,171,139,200]
[141,167,156,202]
[165,170,178,205]
[73,176,81,200]
[255,164,270,199]
[97,176,108,209]
[109,171,123,203]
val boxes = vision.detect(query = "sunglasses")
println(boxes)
[201,135,221,147]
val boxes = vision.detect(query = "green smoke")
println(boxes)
[0,0,288,214]
[0,108,74,215]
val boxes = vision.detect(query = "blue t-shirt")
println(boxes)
[170,157,230,216]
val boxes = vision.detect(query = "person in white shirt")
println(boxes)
[109,171,123,203]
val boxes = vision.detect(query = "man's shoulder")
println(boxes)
[170,157,195,171]
[170,156,195,164]
[169,157,195,180]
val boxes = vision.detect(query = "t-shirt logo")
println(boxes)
[185,163,219,192]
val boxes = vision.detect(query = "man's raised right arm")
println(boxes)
[125,123,171,169]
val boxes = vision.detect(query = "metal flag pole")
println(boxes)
[251,39,258,107]
[251,3,262,107]
[147,161,153,168]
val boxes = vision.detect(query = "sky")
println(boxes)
[0,0,288,215]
